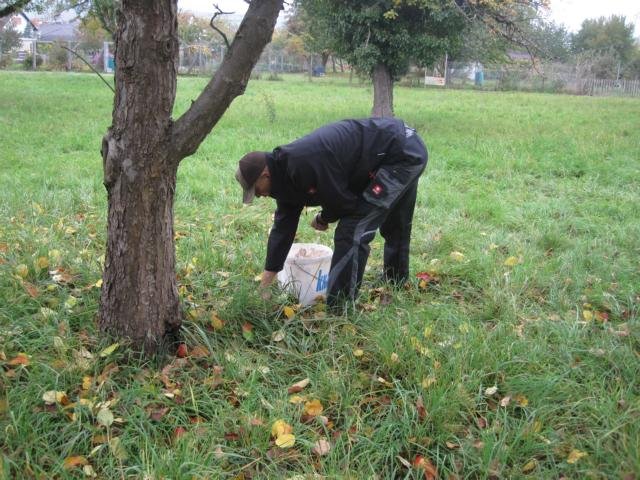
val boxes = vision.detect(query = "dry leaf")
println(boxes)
[304,399,324,417]
[190,345,210,358]
[289,395,306,404]
[272,330,286,342]
[271,419,293,438]
[8,353,29,366]
[283,306,295,319]
[22,281,38,298]
[99,343,119,358]
[446,441,460,449]
[83,464,97,478]
[567,449,588,464]
[42,390,68,405]
[499,396,511,407]
[288,378,310,394]
[450,251,465,262]
[412,455,438,480]
[275,433,296,448]
[353,349,364,357]
[484,386,498,396]
[96,408,114,427]
[522,459,537,473]
[515,394,529,407]
[416,395,427,420]
[311,438,331,456]
[504,256,520,267]
[421,376,436,389]
[62,456,88,470]
[211,313,225,330]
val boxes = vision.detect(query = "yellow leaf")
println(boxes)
[15,264,29,278]
[504,256,519,267]
[63,455,88,469]
[83,464,97,478]
[99,343,119,358]
[283,306,295,319]
[304,399,324,417]
[421,376,436,389]
[450,251,465,262]
[582,310,593,321]
[289,395,306,404]
[49,249,61,263]
[353,349,364,357]
[522,459,537,473]
[515,394,529,407]
[211,313,225,330]
[423,326,433,338]
[82,376,93,391]
[390,352,399,363]
[271,419,293,438]
[275,433,296,448]
[567,449,588,464]
[36,256,49,270]
[95,279,103,288]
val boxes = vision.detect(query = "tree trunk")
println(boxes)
[99,0,282,355]
[321,50,330,69]
[371,63,394,117]
[99,0,181,353]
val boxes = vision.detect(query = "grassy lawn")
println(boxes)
[0,71,639,479]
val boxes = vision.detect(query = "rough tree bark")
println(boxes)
[99,0,283,355]
[371,63,394,117]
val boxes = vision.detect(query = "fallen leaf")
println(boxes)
[96,407,114,427]
[390,352,399,363]
[82,376,93,391]
[311,438,331,456]
[515,394,529,407]
[522,459,537,473]
[412,455,438,480]
[421,376,436,389]
[484,386,498,396]
[582,310,593,321]
[416,395,427,420]
[450,251,465,262]
[83,464,97,478]
[446,441,460,449]
[99,343,119,358]
[271,419,293,438]
[22,281,39,298]
[15,264,29,278]
[211,313,225,330]
[190,345,210,358]
[567,449,588,464]
[304,399,324,417]
[283,306,295,319]
[499,396,511,407]
[174,426,187,440]
[62,456,88,470]
[8,353,30,366]
[42,390,68,405]
[271,330,285,342]
[289,395,306,404]
[504,256,520,267]
[275,433,296,448]
[108,437,127,461]
[288,378,310,394]
[36,256,49,270]
[353,349,364,357]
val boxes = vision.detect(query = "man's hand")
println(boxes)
[310,213,329,231]
[259,270,278,300]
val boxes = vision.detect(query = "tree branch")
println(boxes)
[171,0,283,160]
[0,0,31,18]
[210,3,232,49]
[60,45,115,93]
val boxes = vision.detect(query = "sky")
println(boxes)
[177,0,640,35]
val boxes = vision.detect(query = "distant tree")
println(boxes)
[572,15,635,65]
[0,16,21,53]
[527,19,571,62]
[298,0,549,117]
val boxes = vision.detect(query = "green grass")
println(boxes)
[1,71,639,479]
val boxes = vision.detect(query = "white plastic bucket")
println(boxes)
[277,243,333,306]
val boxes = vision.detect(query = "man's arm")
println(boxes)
[261,201,303,291]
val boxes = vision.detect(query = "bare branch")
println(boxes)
[172,0,283,160]
[60,45,116,93]
[210,3,233,49]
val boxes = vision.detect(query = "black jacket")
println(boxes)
[265,117,415,272]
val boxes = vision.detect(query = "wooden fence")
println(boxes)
[580,78,640,97]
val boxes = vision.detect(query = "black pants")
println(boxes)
[327,132,428,307]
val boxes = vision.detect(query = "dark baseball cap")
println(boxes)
[235,152,267,204]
